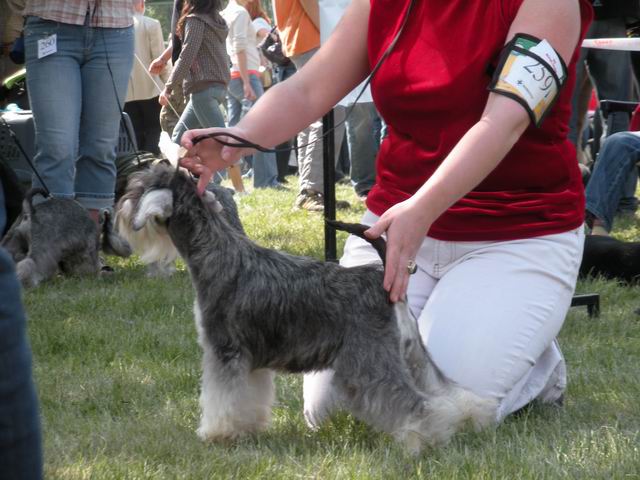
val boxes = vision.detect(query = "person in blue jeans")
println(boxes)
[0,180,43,480]
[226,74,280,188]
[222,0,280,189]
[273,61,297,182]
[23,2,135,225]
[569,1,639,215]
[163,0,230,146]
[585,131,640,235]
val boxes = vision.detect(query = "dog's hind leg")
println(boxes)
[332,353,434,453]
[394,301,498,435]
[16,250,59,288]
[333,340,495,453]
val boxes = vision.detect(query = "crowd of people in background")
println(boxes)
[4,0,640,220]
[1,0,385,211]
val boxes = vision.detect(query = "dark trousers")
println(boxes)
[0,248,43,480]
[124,96,162,155]
[0,179,42,479]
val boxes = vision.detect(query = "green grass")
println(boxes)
[23,178,640,479]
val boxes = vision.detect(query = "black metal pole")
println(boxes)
[322,109,337,262]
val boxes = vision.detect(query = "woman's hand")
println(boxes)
[158,88,170,106]
[243,81,257,102]
[365,199,431,302]
[149,57,167,76]
[179,127,255,195]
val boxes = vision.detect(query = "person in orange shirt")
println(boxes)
[272,0,346,211]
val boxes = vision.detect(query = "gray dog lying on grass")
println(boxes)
[115,162,496,452]
[1,188,131,288]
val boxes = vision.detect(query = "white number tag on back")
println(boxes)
[38,34,57,59]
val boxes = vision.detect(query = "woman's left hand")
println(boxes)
[365,199,431,302]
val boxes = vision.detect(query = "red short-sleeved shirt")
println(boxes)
[366,0,593,241]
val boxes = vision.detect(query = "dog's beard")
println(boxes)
[115,197,178,266]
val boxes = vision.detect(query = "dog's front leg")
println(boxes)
[194,303,275,441]
[198,343,275,441]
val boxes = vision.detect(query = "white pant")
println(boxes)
[304,210,585,424]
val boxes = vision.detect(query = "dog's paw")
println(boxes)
[196,426,236,443]
[16,258,42,289]
[394,429,425,455]
[145,261,176,278]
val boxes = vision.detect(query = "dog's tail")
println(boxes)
[22,187,49,216]
[325,219,386,266]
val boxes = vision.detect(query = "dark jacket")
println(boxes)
[592,0,640,20]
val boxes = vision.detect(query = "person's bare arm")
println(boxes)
[149,42,172,76]
[236,50,256,101]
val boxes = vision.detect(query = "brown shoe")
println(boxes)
[295,190,351,212]
[295,190,324,212]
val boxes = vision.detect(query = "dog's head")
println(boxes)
[115,162,223,266]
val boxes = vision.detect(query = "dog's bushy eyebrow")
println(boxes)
[325,219,386,266]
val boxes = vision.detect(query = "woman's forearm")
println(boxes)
[412,97,531,227]
[236,50,251,85]
[233,79,335,148]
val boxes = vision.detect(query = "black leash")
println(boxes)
[0,116,51,197]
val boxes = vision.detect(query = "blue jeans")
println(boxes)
[24,16,134,210]
[0,183,43,480]
[585,132,640,232]
[171,84,227,144]
[227,74,279,188]
[346,102,380,196]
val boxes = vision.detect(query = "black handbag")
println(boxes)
[258,27,291,67]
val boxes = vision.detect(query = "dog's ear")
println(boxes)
[203,190,223,214]
[133,188,173,231]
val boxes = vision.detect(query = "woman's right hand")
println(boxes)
[180,127,255,195]
[243,81,257,102]
[149,57,166,75]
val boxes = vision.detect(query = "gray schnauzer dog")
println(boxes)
[116,162,496,452]
[1,188,131,288]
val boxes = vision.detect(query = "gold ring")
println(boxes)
[407,260,417,275]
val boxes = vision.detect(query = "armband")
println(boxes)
[488,33,567,127]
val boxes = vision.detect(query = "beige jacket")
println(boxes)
[126,13,169,102]
[2,0,25,45]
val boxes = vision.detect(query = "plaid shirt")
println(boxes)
[24,0,135,28]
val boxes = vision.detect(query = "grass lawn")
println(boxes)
[22,179,640,479]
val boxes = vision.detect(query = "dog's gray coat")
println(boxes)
[116,163,496,451]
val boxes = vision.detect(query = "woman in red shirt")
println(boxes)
[181,0,592,424]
